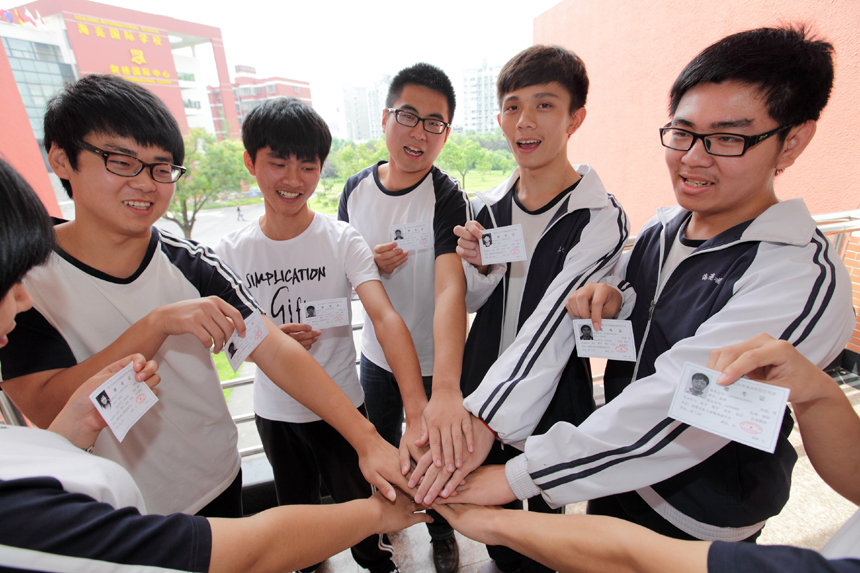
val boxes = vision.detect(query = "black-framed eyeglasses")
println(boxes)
[386,108,450,134]
[659,125,790,157]
[78,141,187,183]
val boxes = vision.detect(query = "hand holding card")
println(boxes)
[89,361,158,442]
[572,318,637,362]
[225,311,269,372]
[391,221,433,252]
[668,362,790,453]
[479,224,528,266]
[301,298,349,330]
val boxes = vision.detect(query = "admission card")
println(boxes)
[302,297,349,330]
[572,318,637,362]
[225,311,268,372]
[479,224,527,266]
[391,221,433,252]
[668,362,790,453]
[89,361,158,442]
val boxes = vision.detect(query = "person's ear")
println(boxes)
[47,143,73,179]
[775,120,816,171]
[244,151,257,176]
[566,107,587,137]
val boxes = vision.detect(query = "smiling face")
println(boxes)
[247,148,321,227]
[48,133,177,240]
[382,84,450,189]
[0,283,33,349]
[665,81,794,237]
[498,82,585,174]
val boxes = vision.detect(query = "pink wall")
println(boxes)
[535,0,860,231]
[0,37,60,216]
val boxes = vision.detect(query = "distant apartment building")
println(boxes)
[207,65,313,139]
[1,0,244,214]
[343,75,390,142]
[461,60,501,133]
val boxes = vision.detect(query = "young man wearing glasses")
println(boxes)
[0,74,410,520]
[443,26,854,544]
[338,63,469,573]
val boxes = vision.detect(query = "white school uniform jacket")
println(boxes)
[465,198,854,540]
[460,165,630,430]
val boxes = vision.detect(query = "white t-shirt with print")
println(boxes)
[215,213,380,423]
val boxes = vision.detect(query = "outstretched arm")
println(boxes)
[421,252,472,474]
[435,504,709,573]
[210,492,430,573]
[3,296,245,428]
[357,279,429,474]
[250,314,410,500]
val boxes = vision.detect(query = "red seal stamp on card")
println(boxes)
[136,393,146,404]
[740,421,762,434]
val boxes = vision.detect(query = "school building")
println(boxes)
[0,0,311,218]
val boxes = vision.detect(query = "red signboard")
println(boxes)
[62,11,187,130]
[64,12,177,86]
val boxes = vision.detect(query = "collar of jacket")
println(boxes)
[655,197,816,249]
[474,163,611,218]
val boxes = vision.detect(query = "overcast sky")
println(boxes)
[93,0,563,130]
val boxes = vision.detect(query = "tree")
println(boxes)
[162,129,247,238]
[436,135,486,190]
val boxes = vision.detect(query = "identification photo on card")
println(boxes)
[89,361,158,442]
[572,318,637,362]
[302,297,349,330]
[480,224,527,266]
[225,311,269,372]
[668,362,790,453]
[391,221,433,252]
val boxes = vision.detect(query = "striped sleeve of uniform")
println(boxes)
[463,193,629,447]
[508,217,853,508]
[158,230,262,318]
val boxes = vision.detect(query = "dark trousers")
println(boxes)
[587,491,761,543]
[482,441,561,573]
[360,355,454,541]
[256,407,394,573]
[196,468,243,518]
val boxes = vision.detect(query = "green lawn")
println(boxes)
[213,352,240,403]
[201,169,513,217]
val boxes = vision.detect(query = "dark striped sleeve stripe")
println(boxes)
[159,233,262,315]
[782,230,838,346]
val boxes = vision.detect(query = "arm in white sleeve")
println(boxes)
[509,238,854,508]
[463,260,506,313]
[463,201,630,445]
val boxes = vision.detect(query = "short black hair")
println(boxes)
[669,26,834,132]
[241,98,332,164]
[497,45,589,113]
[386,63,456,123]
[44,74,184,198]
[0,158,54,299]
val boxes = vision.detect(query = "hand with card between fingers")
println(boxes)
[373,241,408,274]
[152,296,246,353]
[47,354,160,450]
[454,221,489,275]
[565,282,622,331]
[410,415,496,505]
[279,323,321,351]
[707,333,837,405]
